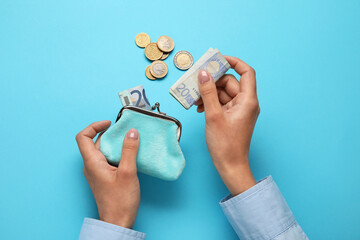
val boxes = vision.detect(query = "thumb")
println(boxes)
[118,128,140,175]
[198,70,222,120]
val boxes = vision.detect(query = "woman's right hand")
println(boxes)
[195,56,260,196]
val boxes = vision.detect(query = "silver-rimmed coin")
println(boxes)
[174,50,193,70]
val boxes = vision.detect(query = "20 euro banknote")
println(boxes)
[169,48,230,109]
[118,85,151,110]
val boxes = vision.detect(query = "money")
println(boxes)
[150,61,168,78]
[145,43,163,61]
[174,50,193,70]
[135,33,150,48]
[157,36,175,52]
[135,33,175,80]
[118,85,151,110]
[160,52,169,60]
[145,65,156,80]
[169,48,230,110]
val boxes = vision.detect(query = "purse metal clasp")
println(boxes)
[116,102,182,141]
[152,102,166,115]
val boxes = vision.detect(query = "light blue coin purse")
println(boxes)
[100,103,185,181]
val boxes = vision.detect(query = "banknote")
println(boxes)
[169,48,230,109]
[118,85,151,110]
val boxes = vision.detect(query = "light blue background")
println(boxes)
[0,0,359,239]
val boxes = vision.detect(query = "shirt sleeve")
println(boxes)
[79,218,146,240]
[220,176,308,240]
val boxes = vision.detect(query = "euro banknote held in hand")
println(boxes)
[169,48,230,109]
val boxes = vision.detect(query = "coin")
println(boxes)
[145,43,163,61]
[150,61,168,78]
[135,33,151,48]
[174,50,193,70]
[157,36,175,52]
[145,65,156,80]
[160,52,169,60]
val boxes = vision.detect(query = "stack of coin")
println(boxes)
[135,33,174,80]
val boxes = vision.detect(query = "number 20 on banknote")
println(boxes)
[176,83,197,106]
[118,85,151,110]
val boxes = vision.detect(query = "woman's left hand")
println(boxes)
[76,120,141,228]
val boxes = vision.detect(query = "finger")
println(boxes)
[224,56,256,96]
[197,104,204,113]
[194,98,203,106]
[198,70,222,121]
[94,132,105,149]
[216,74,241,97]
[118,128,140,176]
[76,120,111,161]
[218,88,232,105]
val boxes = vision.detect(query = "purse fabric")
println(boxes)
[100,109,185,181]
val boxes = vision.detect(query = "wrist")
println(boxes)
[215,158,256,196]
[99,212,135,229]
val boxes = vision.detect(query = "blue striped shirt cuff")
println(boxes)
[79,218,146,240]
[220,176,297,240]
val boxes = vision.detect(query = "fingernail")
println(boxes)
[127,129,138,140]
[198,70,210,84]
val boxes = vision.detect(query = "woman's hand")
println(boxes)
[195,56,260,196]
[76,121,140,228]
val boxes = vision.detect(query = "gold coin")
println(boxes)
[174,50,194,70]
[160,52,169,60]
[150,61,168,78]
[145,43,163,61]
[135,33,150,48]
[145,65,156,80]
[157,36,175,52]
